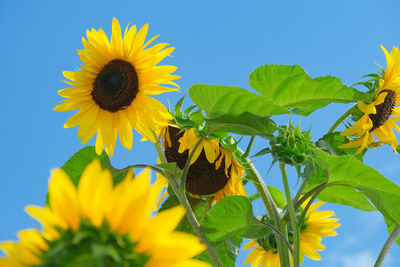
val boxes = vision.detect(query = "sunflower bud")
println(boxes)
[270,124,315,166]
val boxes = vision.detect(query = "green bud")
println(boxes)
[270,124,315,166]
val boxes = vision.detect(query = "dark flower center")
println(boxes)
[164,126,230,196]
[369,89,396,132]
[91,59,139,112]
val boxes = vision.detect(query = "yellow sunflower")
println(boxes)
[54,18,179,156]
[243,200,340,267]
[0,160,210,267]
[340,45,400,154]
[161,125,246,202]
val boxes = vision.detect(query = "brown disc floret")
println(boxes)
[91,59,139,112]
[369,89,396,132]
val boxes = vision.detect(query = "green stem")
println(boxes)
[295,183,328,211]
[293,177,310,207]
[374,225,400,267]
[328,104,357,133]
[153,139,222,267]
[239,148,290,266]
[280,162,299,267]
[297,184,326,226]
[243,136,256,158]
[278,221,291,267]
[256,219,294,256]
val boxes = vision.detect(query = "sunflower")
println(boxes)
[243,200,340,267]
[54,18,179,156]
[340,45,400,154]
[161,125,246,202]
[0,160,210,267]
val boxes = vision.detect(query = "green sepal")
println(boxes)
[40,221,150,267]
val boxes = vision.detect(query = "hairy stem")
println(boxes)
[297,184,326,226]
[153,139,222,267]
[256,219,294,256]
[328,104,357,133]
[239,148,291,266]
[243,136,256,158]
[280,162,299,267]
[374,225,400,267]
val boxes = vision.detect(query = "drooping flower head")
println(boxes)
[243,200,340,267]
[0,160,210,267]
[55,18,179,155]
[340,46,400,153]
[161,125,247,202]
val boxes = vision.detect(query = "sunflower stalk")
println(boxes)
[238,148,292,267]
[374,225,400,267]
[153,138,223,267]
[280,162,300,267]
[297,184,327,227]
[242,136,256,158]
[327,104,358,133]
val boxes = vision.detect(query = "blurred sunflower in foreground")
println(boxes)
[340,46,400,154]
[243,200,340,267]
[0,160,210,267]
[55,17,179,156]
[158,123,246,202]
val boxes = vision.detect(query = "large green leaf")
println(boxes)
[196,236,242,267]
[206,112,276,137]
[249,65,372,116]
[202,196,266,243]
[314,150,400,224]
[189,84,288,118]
[313,185,375,211]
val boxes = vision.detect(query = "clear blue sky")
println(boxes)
[1,0,399,266]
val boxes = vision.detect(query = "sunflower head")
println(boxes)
[163,125,246,201]
[0,160,210,267]
[243,200,340,266]
[270,124,315,166]
[340,46,400,154]
[54,18,179,156]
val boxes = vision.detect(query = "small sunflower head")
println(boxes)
[270,124,315,166]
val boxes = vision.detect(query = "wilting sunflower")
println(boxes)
[340,45,400,154]
[243,200,340,267]
[161,125,246,202]
[0,160,210,267]
[54,18,179,155]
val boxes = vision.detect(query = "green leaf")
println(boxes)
[316,132,365,161]
[207,112,276,137]
[249,65,372,116]
[189,84,288,118]
[202,196,266,243]
[267,186,286,209]
[314,150,400,224]
[196,236,242,267]
[249,193,261,202]
[312,185,376,211]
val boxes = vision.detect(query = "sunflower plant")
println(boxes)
[2,18,400,267]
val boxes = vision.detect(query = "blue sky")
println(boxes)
[1,0,399,266]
